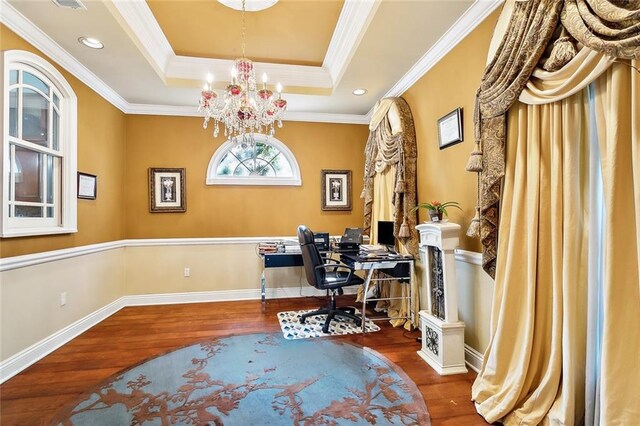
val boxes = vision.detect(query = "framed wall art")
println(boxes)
[77,172,97,200]
[437,107,463,149]
[148,168,186,213]
[321,169,352,211]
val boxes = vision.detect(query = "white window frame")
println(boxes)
[206,134,302,186]
[1,50,77,238]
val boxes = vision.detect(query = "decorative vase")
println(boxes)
[429,210,443,222]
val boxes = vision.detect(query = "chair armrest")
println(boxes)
[314,263,356,282]
[320,257,346,273]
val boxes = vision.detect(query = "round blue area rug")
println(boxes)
[53,333,430,425]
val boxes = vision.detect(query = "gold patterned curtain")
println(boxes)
[362,97,418,255]
[465,0,564,278]
[360,97,419,330]
[467,0,640,278]
[469,0,640,423]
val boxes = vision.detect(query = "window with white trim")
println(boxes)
[1,50,77,237]
[206,135,301,186]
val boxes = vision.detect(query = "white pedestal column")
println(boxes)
[416,222,467,375]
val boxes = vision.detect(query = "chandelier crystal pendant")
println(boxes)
[198,0,287,147]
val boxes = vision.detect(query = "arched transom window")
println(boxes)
[206,135,301,186]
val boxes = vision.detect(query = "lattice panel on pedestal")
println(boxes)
[425,326,439,356]
[428,246,445,320]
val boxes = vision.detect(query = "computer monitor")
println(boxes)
[377,221,395,249]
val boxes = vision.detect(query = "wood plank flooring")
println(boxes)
[0,296,489,425]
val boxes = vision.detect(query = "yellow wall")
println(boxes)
[0,25,127,258]
[124,117,368,238]
[403,10,500,252]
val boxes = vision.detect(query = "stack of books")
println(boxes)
[283,239,301,253]
[258,242,278,254]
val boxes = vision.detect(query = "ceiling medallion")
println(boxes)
[217,0,279,12]
[199,0,287,147]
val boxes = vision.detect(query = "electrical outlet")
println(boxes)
[184,267,191,277]
[60,292,67,306]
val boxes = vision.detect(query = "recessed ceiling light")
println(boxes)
[78,37,103,49]
[352,89,367,96]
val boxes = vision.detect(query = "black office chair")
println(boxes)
[297,225,363,333]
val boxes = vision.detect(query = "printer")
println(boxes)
[338,228,363,252]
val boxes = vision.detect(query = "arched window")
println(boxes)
[206,135,301,186]
[1,50,77,237]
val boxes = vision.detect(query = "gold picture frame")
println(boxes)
[321,169,352,211]
[148,168,186,213]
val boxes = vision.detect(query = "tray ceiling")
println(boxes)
[2,0,502,122]
[147,0,344,66]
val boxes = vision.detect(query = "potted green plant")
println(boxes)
[412,200,461,222]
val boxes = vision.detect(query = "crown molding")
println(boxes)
[323,0,381,87]
[1,0,502,126]
[166,56,332,89]
[283,111,369,124]
[0,1,129,112]
[374,0,503,112]
[124,103,201,116]
[123,103,368,124]
[106,0,174,79]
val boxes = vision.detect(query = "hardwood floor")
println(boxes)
[0,296,488,425]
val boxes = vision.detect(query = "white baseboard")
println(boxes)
[0,298,125,383]
[0,285,359,384]
[464,344,484,373]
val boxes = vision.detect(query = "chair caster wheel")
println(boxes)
[322,326,330,333]
[355,320,362,327]
[300,318,306,324]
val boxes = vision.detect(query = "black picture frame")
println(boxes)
[321,170,352,211]
[149,168,186,213]
[437,107,463,149]
[77,172,97,200]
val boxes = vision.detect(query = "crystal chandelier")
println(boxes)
[198,0,287,147]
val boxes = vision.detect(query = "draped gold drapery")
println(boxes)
[473,57,640,426]
[591,61,640,421]
[468,0,640,278]
[360,97,419,329]
[362,97,419,255]
[465,0,564,278]
[470,0,640,421]
[472,94,591,425]
[367,165,418,329]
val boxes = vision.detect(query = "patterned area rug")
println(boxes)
[52,333,429,425]
[278,309,380,339]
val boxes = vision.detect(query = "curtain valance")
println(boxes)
[468,0,640,277]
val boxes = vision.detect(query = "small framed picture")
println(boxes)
[149,168,186,213]
[321,170,351,211]
[437,107,463,149]
[77,172,97,200]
